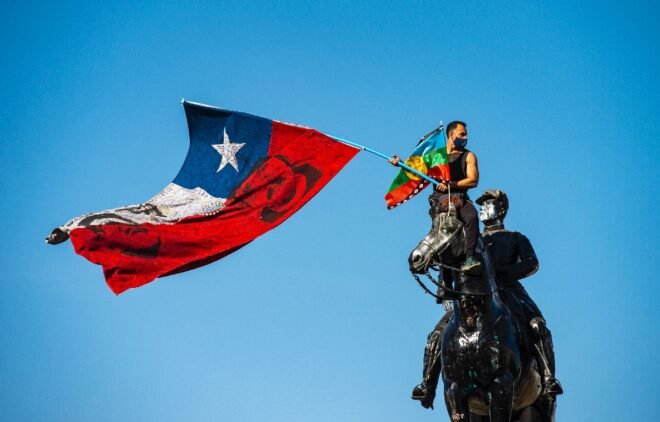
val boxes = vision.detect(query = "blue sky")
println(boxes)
[1,1,658,420]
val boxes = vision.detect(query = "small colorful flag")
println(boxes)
[48,101,359,294]
[384,126,450,209]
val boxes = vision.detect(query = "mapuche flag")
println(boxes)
[48,101,359,294]
[384,126,449,209]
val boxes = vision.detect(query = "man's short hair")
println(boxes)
[446,121,467,138]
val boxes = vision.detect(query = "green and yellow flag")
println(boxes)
[385,126,450,209]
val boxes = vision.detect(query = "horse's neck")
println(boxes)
[454,237,505,333]
[476,236,507,309]
[454,299,497,333]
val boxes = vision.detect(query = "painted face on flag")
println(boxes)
[230,156,321,224]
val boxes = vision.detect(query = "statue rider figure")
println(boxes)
[411,189,563,409]
[476,189,563,398]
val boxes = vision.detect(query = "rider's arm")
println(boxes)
[449,152,479,189]
[505,233,539,281]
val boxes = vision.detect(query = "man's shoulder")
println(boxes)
[464,150,477,160]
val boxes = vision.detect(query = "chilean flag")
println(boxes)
[48,100,359,294]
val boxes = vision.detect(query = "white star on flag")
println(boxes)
[212,128,245,172]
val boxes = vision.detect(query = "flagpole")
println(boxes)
[328,135,442,186]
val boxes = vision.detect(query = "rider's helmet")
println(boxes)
[476,189,509,222]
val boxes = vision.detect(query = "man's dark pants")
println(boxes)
[458,200,478,258]
[428,193,479,259]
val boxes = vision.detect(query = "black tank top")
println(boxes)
[448,149,470,194]
[429,149,471,204]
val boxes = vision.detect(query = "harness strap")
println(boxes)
[412,270,495,299]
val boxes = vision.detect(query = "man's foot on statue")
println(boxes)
[544,378,564,396]
[461,256,482,275]
[411,383,434,409]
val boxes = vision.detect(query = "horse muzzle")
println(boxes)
[409,239,436,273]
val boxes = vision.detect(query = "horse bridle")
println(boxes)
[412,264,495,299]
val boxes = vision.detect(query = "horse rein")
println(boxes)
[412,265,495,299]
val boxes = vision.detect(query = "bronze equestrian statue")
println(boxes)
[408,190,562,422]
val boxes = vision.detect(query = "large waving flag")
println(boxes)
[384,126,449,209]
[48,100,359,294]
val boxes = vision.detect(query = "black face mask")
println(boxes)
[453,137,468,149]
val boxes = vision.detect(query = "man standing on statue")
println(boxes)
[389,120,481,274]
